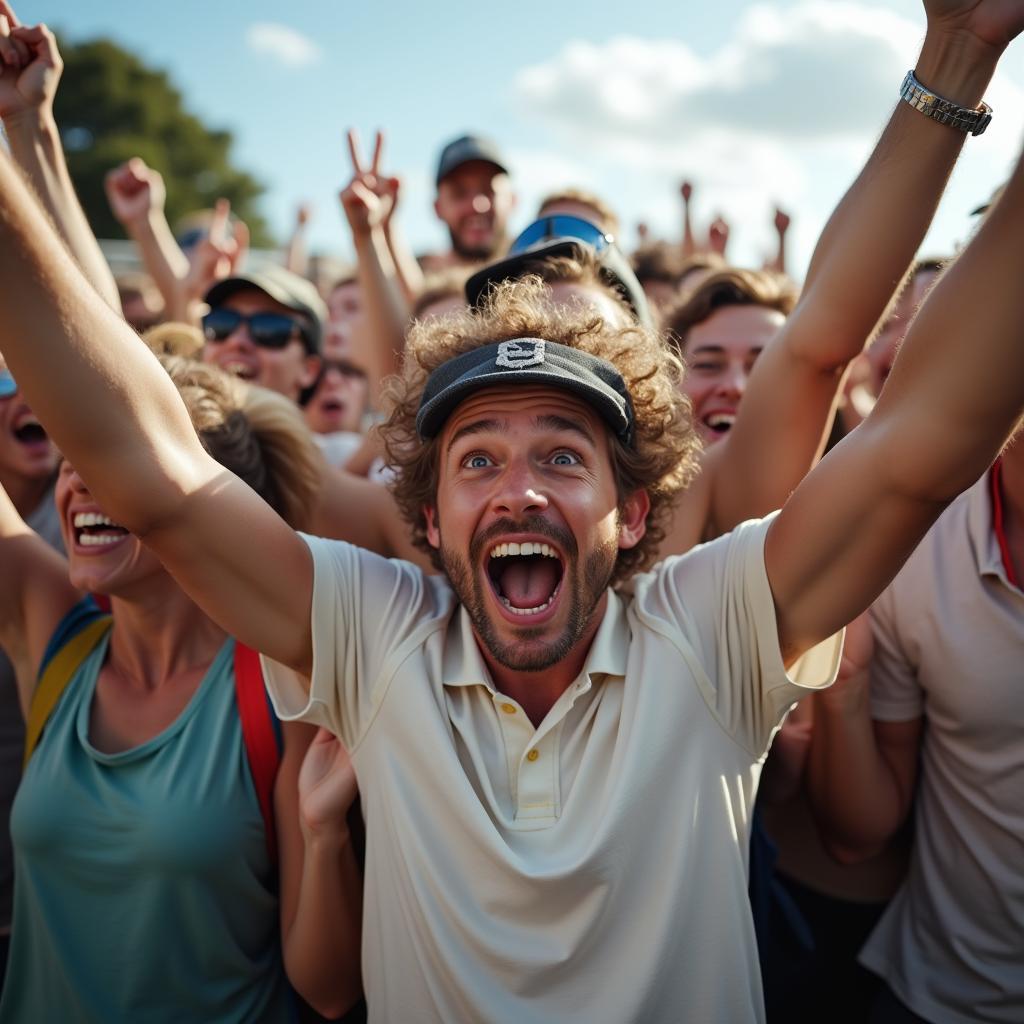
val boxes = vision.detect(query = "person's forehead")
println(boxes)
[441,385,607,443]
[328,281,361,313]
[686,303,785,352]
[547,282,631,329]
[439,160,506,192]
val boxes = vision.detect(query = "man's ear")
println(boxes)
[424,504,441,549]
[618,489,650,551]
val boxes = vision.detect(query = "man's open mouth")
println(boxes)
[701,411,735,436]
[12,412,48,445]
[486,541,565,617]
[73,511,130,549]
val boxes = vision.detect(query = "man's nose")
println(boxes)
[471,194,493,215]
[716,363,746,399]
[491,460,548,518]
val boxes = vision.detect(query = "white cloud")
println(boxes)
[510,1,1024,271]
[245,23,322,68]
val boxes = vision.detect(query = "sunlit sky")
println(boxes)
[27,0,1024,276]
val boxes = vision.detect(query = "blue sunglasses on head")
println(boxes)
[0,369,16,399]
[508,215,614,257]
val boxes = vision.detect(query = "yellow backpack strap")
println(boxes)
[24,615,112,768]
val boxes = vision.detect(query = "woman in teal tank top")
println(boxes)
[0,358,364,1022]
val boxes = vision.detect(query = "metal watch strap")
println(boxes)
[900,70,993,136]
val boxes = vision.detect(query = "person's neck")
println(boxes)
[998,445,1024,583]
[477,592,607,728]
[0,470,52,520]
[107,579,226,691]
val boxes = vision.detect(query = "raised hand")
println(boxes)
[340,128,400,237]
[180,198,249,304]
[923,0,1024,51]
[298,727,359,840]
[680,181,694,203]
[0,4,61,121]
[104,158,167,228]
[295,202,312,228]
[774,207,791,236]
[708,215,730,256]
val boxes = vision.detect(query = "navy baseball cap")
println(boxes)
[436,134,509,186]
[416,338,635,447]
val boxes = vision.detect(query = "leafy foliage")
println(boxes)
[52,36,271,245]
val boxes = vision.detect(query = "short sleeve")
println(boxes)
[259,535,454,749]
[636,514,843,757]
[868,581,924,722]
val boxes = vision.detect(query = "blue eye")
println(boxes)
[551,451,580,466]
[465,454,492,469]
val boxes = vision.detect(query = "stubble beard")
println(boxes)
[440,517,619,673]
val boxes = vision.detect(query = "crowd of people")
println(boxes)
[0,0,1022,1021]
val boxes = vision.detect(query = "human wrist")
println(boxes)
[915,27,1001,109]
[2,106,56,142]
[302,819,353,852]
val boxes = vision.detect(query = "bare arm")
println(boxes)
[0,11,119,310]
[284,203,311,277]
[0,480,79,716]
[708,12,1006,536]
[679,181,698,257]
[766,105,1024,662]
[342,130,411,395]
[280,727,364,1019]
[105,158,190,314]
[765,207,790,275]
[0,144,314,675]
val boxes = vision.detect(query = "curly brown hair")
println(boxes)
[380,277,700,584]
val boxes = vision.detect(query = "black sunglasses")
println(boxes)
[509,215,614,257]
[202,309,311,351]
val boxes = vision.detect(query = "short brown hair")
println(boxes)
[380,277,699,585]
[664,268,798,354]
[538,189,620,236]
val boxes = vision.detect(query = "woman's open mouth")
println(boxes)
[485,540,565,620]
[72,511,130,550]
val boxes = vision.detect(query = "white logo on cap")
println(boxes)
[495,340,545,370]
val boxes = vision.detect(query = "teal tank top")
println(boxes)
[1,630,292,1023]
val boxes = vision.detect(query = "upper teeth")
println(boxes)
[14,414,41,429]
[489,542,558,559]
[74,512,119,528]
[222,361,255,376]
[706,413,735,428]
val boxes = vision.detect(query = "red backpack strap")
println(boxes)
[234,641,283,864]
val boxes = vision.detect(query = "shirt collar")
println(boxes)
[968,464,1017,587]
[441,588,629,691]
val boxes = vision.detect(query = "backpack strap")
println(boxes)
[25,610,113,768]
[234,642,283,864]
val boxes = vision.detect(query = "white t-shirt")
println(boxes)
[262,514,841,1023]
[860,472,1024,1024]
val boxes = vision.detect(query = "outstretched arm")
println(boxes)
[0,145,314,676]
[767,119,1024,663]
[708,1,1010,535]
[0,7,119,310]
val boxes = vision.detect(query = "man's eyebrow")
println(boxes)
[688,344,725,355]
[446,419,505,455]
[535,414,597,447]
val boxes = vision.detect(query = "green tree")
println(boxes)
[51,36,272,245]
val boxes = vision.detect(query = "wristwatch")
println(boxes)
[900,70,992,136]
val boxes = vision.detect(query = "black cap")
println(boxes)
[436,134,509,186]
[205,265,327,354]
[465,238,654,328]
[416,338,635,446]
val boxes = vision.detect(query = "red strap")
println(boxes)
[234,642,282,864]
[990,461,1019,588]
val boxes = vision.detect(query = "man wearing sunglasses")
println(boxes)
[201,265,325,405]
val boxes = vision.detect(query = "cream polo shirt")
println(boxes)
[262,514,841,1023]
[860,472,1024,1024]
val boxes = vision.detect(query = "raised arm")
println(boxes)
[340,130,411,395]
[707,0,1008,535]
[0,6,119,310]
[767,107,1024,663]
[0,478,78,716]
[284,202,312,277]
[679,181,698,257]
[0,145,314,676]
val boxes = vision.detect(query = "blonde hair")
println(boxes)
[380,277,700,584]
[143,322,204,360]
[159,357,321,531]
[538,188,621,236]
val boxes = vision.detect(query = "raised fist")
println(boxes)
[0,4,62,121]
[104,158,167,227]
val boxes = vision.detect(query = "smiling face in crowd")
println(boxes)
[678,305,786,445]
[435,161,516,262]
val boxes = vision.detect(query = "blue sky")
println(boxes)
[27,0,1024,275]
